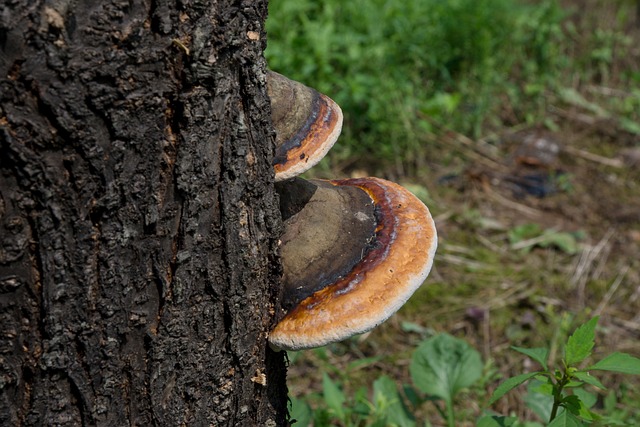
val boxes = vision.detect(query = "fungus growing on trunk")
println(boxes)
[269,177,437,351]
[266,72,437,351]
[267,71,343,181]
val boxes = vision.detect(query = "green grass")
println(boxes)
[266,0,568,173]
[266,0,640,174]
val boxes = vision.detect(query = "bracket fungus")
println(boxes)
[266,72,437,351]
[270,177,437,351]
[267,71,343,181]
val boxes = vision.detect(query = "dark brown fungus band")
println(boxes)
[269,177,438,351]
[267,71,343,181]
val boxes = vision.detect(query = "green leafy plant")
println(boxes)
[289,334,484,426]
[289,371,416,427]
[289,322,640,426]
[410,333,483,426]
[485,316,640,426]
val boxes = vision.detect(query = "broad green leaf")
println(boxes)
[488,372,540,405]
[578,406,600,422]
[572,371,605,389]
[562,394,582,415]
[372,376,415,427]
[547,409,586,427]
[410,334,483,404]
[289,396,312,427]
[477,414,518,427]
[573,388,599,421]
[512,346,549,370]
[589,352,640,374]
[524,380,554,421]
[530,379,554,396]
[322,373,345,419]
[565,317,599,366]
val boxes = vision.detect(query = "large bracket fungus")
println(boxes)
[268,72,437,351]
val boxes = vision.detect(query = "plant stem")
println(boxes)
[446,399,455,427]
[549,371,569,422]
[549,393,561,421]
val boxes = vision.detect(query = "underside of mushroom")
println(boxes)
[269,177,437,351]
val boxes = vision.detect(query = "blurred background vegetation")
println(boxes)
[266,0,640,425]
[267,0,639,176]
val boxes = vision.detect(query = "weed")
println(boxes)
[289,334,485,426]
[485,316,640,426]
[411,334,483,426]
[289,317,640,425]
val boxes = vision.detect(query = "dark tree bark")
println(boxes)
[0,0,287,425]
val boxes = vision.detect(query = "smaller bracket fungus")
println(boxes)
[269,177,438,351]
[267,71,343,181]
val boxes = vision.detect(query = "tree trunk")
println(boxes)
[0,0,287,425]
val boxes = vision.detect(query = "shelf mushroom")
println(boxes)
[267,71,343,181]
[269,177,438,351]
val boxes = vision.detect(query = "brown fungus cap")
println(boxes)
[267,71,343,181]
[269,177,438,351]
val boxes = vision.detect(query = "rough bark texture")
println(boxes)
[0,0,287,425]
